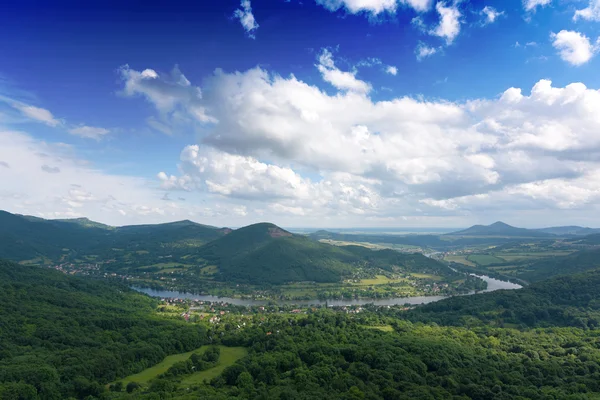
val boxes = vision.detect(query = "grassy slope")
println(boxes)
[180,347,248,385]
[117,346,248,386]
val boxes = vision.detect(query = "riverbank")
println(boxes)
[133,274,522,307]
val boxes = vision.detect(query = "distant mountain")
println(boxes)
[53,217,114,230]
[448,221,555,237]
[534,226,600,236]
[0,210,227,262]
[198,223,451,285]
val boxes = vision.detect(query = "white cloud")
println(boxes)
[68,125,110,140]
[118,64,216,130]
[385,65,398,75]
[233,0,259,39]
[523,0,552,12]
[315,0,397,15]
[316,49,372,93]
[480,6,505,25]
[11,103,61,127]
[0,129,255,226]
[574,0,600,21]
[400,0,432,12]
[551,30,598,66]
[430,2,462,44]
[416,43,438,60]
[112,64,600,224]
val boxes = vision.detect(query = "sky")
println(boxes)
[1,0,600,228]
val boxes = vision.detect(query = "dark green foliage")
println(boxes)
[406,269,600,328]
[125,310,600,399]
[198,223,453,284]
[0,259,207,399]
[517,248,600,282]
[0,210,225,261]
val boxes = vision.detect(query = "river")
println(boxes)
[133,274,522,307]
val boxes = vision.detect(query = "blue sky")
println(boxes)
[1,0,600,228]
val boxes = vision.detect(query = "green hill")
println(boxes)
[407,269,600,329]
[0,259,208,399]
[0,210,226,262]
[199,223,452,284]
[516,247,600,282]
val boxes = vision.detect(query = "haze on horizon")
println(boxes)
[1,0,600,228]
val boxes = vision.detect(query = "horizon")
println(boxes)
[2,1,600,227]
[4,209,599,231]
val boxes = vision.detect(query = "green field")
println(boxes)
[352,275,407,285]
[118,347,210,385]
[444,255,477,267]
[467,254,505,265]
[362,325,394,332]
[410,273,442,280]
[180,347,248,386]
[117,346,247,387]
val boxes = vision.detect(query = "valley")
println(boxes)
[4,211,600,399]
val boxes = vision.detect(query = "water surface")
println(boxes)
[133,274,521,307]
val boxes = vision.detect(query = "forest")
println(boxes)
[3,257,600,399]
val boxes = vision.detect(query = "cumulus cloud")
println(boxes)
[68,125,110,140]
[316,49,372,93]
[233,0,259,39]
[480,6,505,25]
[315,0,397,15]
[574,0,600,21]
[118,64,216,131]
[551,30,598,66]
[400,0,432,12]
[416,43,438,60]
[113,64,600,222]
[385,65,398,75]
[0,129,255,226]
[430,2,462,44]
[523,0,552,12]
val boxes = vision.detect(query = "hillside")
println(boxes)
[0,259,208,399]
[0,210,226,262]
[516,247,600,283]
[199,223,453,284]
[406,269,600,329]
[448,221,554,237]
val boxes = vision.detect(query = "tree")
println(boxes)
[126,382,140,393]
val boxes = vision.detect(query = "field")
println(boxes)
[466,254,505,265]
[351,275,407,285]
[444,255,476,267]
[362,325,394,332]
[117,345,247,387]
[180,347,248,386]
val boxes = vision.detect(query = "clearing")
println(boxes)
[180,347,248,386]
[117,345,246,386]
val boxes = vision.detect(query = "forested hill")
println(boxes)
[197,223,453,284]
[405,269,600,329]
[0,210,227,261]
[0,259,208,399]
